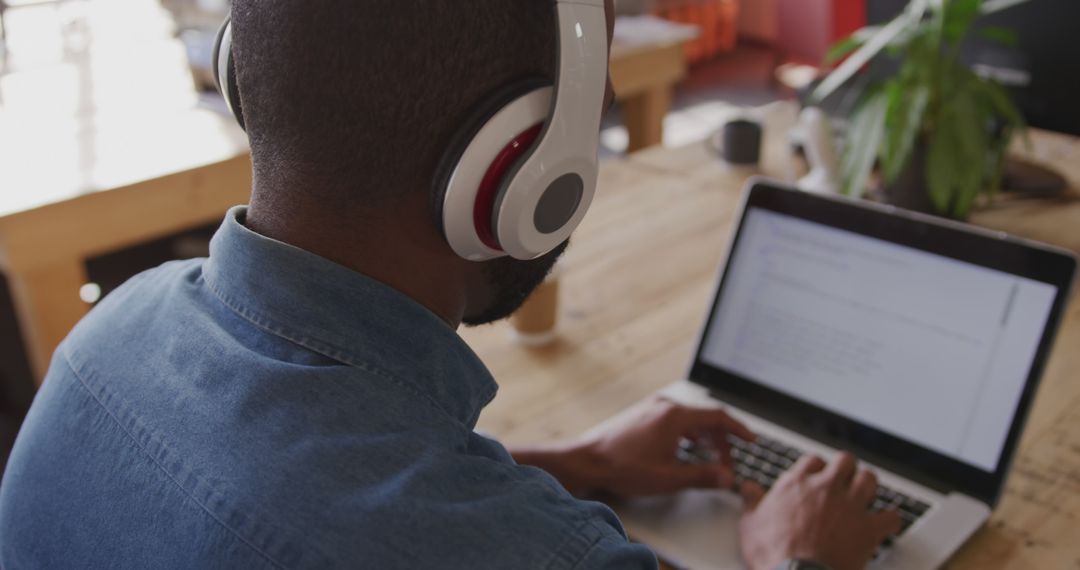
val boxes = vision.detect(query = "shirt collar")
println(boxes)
[203,206,497,428]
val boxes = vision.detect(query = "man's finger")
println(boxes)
[791,454,827,477]
[739,480,766,511]
[871,509,903,542]
[821,452,858,489]
[718,438,734,467]
[665,402,756,442]
[850,468,879,506]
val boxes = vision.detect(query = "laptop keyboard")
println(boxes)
[678,435,932,544]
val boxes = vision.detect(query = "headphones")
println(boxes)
[213,0,608,261]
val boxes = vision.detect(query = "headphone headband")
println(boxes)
[213,19,244,130]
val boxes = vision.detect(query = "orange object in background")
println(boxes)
[832,0,867,42]
[653,0,739,65]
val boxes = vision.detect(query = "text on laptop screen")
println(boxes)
[701,208,1057,472]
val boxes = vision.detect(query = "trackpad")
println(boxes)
[612,489,745,570]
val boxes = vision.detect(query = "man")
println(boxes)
[0,1,899,568]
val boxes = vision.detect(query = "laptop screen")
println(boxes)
[689,182,1076,504]
[699,207,1057,473]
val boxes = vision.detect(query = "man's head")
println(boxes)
[231,0,614,326]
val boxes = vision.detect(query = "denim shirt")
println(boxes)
[0,207,656,569]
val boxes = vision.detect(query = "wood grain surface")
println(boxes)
[466,102,1080,569]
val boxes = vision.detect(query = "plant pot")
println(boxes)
[882,144,967,221]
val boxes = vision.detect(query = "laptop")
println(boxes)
[600,180,1077,569]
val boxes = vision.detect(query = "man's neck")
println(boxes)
[244,197,468,329]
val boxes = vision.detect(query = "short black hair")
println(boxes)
[230,1,556,212]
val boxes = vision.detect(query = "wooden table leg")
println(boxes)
[622,86,674,153]
[7,260,90,385]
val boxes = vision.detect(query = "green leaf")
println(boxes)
[898,28,938,84]
[953,90,988,158]
[882,84,930,184]
[926,129,957,214]
[972,75,1032,150]
[971,75,1026,128]
[879,81,905,178]
[952,175,982,218]
[943,0,983,41]
[841,90,889,198]
[949,100,989,218]
[976,25,1018,46]
[926,82,993,218]
[947,0,983,18]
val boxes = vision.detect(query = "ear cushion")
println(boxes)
[430,77,550,238]
[212,19,246,130]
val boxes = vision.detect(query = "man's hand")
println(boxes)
[737,453,903,570]
[511,396,755,498]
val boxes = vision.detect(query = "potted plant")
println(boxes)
[812,0,1028,220]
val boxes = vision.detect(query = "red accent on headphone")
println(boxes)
[473,123,545,251]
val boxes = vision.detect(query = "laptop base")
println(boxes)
[601,381,990,570]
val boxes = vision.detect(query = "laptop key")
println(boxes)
[902,498,931,516]
[764,450,785,465]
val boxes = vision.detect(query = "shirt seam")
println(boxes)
[202,271,476,438]
[569,518,653,570]
[541,512,600,570]
[59,347,290,570]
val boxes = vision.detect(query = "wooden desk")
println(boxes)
[465,102,1080,568]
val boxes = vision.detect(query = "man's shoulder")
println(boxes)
[64,258,206,351]
[61,256,329,385]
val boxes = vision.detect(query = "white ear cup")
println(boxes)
[495,0,608,260]
[442,87,553,261]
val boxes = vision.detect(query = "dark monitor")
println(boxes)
[868,0,1080,137]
